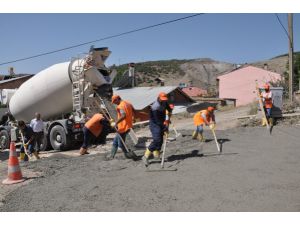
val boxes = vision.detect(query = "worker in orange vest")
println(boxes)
[261,83,273,126]
[79,113,109,155]
[192,106,216,142]
[109,95,137,160]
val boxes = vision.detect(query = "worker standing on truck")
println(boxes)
[261,83,273,126]
[18,120,39,161]
[30,112,44,154]
[79,112,110,155]
[192,106,216,142]
[142,92,172,167]
[109,95,136,159]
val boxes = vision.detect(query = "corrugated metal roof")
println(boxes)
[113,86,182,110]
[0,75,33,89]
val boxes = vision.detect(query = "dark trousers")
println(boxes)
[81,126,96,149]
[112,131,128,153]
[148,123,164,152]
[33,131,44,152]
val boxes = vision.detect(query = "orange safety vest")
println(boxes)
[262,91,273,109]
[85,113,104,137]
[117,100,134,133]
[193,110,212,126]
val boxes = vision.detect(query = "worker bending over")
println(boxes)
[261,83,273,126]
[142,92,172,167]
[109,95,136,159]
[192,106,216,142]
[79,112,110,155]
[18,120,39,161]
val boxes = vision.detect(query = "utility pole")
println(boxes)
[288,13,294,103]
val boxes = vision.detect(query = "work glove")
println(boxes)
[163,120,170,126]
[23,143,28,148]
[209,123,216,130]
[110,119,116,128]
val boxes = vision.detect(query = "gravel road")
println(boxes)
[1,125,300,211]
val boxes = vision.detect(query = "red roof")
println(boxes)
[182,87,207,97]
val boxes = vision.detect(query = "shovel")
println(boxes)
[146,132,177,172]
[210,127,221,153]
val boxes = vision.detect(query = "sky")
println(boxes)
[0,13,299,75]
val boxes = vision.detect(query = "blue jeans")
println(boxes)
[148,123,164,152]
[195,125,204,134]
[112,131,128,153]
[265,108,272,118]
[20,144,34,154]
[81,126,96,149]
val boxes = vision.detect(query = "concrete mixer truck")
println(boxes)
[0,47,118,151]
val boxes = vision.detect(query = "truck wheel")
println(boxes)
[49,125,70,151]
[0,129,10,150]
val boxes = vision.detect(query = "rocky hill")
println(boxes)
[112,53,291,93]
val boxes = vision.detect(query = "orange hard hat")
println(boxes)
[158,92,168,101]
[264,84,270,89]
[207,106,215,112]
[111,95,121,103]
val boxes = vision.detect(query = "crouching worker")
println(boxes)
[79,112,110,155]
[192,106,216,142]
[18,120,39,161]
[142,92,172,167]
[109,95,137,160]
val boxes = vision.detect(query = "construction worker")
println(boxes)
[261,83,273,126]
[30,112,44,154]
[109,95,136,159]
[142,92,172,166]
[79,112,109,155]
[192,106,216,142]
[18,120,39,161]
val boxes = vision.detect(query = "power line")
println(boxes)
[274,13,292,45]
[0,13,205,66]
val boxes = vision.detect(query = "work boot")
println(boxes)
[153,150,160,159]
[19,152,28,162]
[142,148,152,167]
[79,147,88,155]
[110,146,118,159]
[192,131,198,139]
[142,156,149,167]
[198,133,205,142]
[269,118,274,126]
[33,151,40,160]
[261,118,267,126]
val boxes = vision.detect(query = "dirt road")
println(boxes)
[1,125,300,211]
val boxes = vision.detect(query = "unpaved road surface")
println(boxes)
[1,125,300,211]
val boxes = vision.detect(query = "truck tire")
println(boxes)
[0,129,10,150]
[49,125,71,151]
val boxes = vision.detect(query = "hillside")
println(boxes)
[112,54,289,94]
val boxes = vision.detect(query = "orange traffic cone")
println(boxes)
[2,142,25,185]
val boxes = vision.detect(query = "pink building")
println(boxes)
[182,87,207,97]
[217,65,282,106]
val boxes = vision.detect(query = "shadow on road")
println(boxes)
[166,150,204,162]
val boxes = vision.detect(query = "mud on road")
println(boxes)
[1,126,300,211]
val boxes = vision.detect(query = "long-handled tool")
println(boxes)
[255,80,270,132]
[146,132,177,172]
[210,128,221,153]
[93,99,138,160]
[20,131,32,160]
